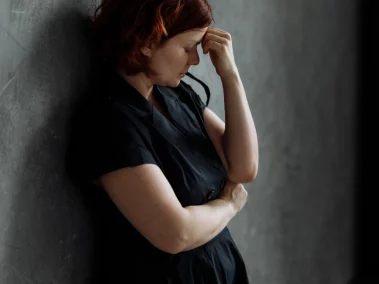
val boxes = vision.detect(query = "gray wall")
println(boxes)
[1,0,357,283]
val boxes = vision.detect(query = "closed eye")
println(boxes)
[185,43,200,53]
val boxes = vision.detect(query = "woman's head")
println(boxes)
[91,0,214,86]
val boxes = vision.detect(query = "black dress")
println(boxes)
[67,69,249,283]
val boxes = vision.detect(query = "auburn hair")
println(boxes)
[90,0,214,76]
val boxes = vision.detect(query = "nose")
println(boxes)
[188,50,200,66]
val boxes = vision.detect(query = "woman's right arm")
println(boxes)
[180,179,248,251]
[99,164,247,254]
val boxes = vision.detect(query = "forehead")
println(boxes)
[173,27,208,43]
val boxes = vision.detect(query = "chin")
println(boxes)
[174,79,182,87]
[166,79,181,88]
[158,76,181,88]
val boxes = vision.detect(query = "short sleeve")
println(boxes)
[66,97,157,187]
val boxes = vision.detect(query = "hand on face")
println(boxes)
[201,27,238,79]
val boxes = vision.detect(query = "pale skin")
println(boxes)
[99,26,259,254]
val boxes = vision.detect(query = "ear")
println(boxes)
[140,42,158,57]
[140,46,151,57]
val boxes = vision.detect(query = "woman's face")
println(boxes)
[146,27,208,87]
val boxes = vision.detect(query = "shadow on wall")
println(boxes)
[2,5,102,283]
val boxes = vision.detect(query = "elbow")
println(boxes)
[161,245,181,255]
[248,166,258,181]
[228,173,255,184]
[159,234,187,255]
[153,222,189,255]
[152,237,182,255]
[163,215,193,254]
[227,165,258,184]
[160,235,186,255]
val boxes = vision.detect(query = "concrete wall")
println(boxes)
[1,0,357,283]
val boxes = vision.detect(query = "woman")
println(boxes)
[67,0,259,283]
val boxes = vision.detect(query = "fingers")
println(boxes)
[203,33,228,45]
[201,27,232,54]
[201,33,228,53]
[206,27,232,41]
[202,39,224,54]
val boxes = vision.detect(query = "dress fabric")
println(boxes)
[67,70,250,284]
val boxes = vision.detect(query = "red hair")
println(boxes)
[90,0,214,76]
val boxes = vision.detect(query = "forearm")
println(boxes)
[222,71,259,182]
[179,198,236,252]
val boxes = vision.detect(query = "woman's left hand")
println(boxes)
[201,27,239,79]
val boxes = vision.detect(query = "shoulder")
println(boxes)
[72,94,142,151]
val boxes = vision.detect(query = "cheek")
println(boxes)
[165,49,187,67]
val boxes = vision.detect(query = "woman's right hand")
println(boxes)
[219,180,248,214]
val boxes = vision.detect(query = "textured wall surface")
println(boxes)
[1,0,357,283]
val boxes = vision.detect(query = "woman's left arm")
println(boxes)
[221,72,258,183]
[203,73,259,184]
[202,27,259,184]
